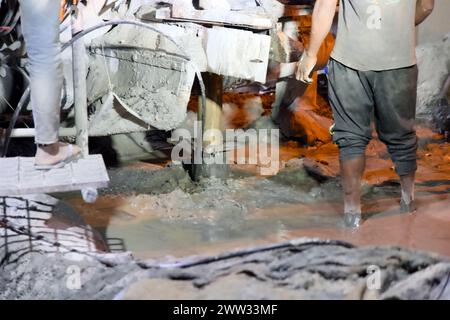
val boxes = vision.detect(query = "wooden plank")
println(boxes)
[205,27,271,83]
[0,157,19,189]
[257,1,313,20]
[18,158,45,189]
[0,155,109,196]
[169,1,274,30]
[72,156,110,184]
[156,10,273,30]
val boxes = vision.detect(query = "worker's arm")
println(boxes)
[415,0,434,25]
[296,0,338,83]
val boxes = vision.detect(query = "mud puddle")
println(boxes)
[61,136,450,260]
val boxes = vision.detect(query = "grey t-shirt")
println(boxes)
[331,0,417,71]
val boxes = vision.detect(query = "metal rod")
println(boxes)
[10,127,76,138]
[193,72,228,180]
[71,5,89,157]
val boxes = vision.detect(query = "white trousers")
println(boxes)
[19,0,63,144]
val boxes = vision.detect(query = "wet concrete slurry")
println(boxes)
[63,128,450,260]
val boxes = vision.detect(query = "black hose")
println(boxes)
[0,0,26,157]
[1,66,30,157]
[435,271,450,300]
[0,0,20,38]
[139,238,356,270]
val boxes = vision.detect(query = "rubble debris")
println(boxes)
[381,263,450,300]
[1,220,449,300]
[417,33,450,122]
[2,192,449,300]
[117,245,450,300]
[432,74,450,137]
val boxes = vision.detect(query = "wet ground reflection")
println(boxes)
[65,171,450,260]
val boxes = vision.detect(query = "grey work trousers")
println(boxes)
[328,58,418,176]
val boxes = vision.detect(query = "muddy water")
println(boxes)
[67,192,450,260]
[63,136,450,260]
[67,176,337,259]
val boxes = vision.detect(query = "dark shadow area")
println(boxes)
[89,136,120,168]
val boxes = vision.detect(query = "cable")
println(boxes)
[140,238,355,269]
[435,270,450,300]
[0,0,20,38]
[1,67,30,157]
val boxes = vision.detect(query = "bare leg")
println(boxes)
[399,172,417,213]
[341,156,365,228]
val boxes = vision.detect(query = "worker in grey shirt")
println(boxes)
[296,0,435,228]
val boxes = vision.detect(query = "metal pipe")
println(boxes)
[10,127,77,138]
[1,67,30,157]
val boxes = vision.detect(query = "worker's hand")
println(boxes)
[295,51,317,84]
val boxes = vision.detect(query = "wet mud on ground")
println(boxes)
[2,126,450,299]
[59,126,450,260]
